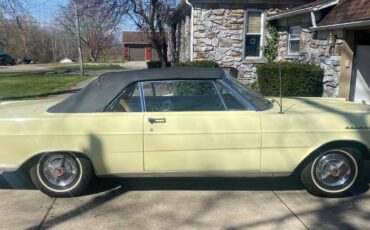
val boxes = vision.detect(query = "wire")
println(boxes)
[20,0,54,11]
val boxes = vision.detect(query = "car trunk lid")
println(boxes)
[0,99,60,115]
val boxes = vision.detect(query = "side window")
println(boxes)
[105,83,142,112]
[142,80,225,112]
[288,26,301,55]
[215,83,246,111]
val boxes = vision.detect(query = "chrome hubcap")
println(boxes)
[53,167,65,177]
[315,153,352,187]
[42,154,78,187]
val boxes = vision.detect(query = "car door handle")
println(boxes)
[148,118,166,124]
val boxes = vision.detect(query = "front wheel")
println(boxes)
[30,152,94,197]
[301,148,364,197]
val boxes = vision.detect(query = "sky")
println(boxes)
[24,0,136,31]
[25,0,67,26]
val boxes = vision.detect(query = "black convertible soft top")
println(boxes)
[48,67,226,113]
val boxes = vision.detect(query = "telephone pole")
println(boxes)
[74,1,84,76]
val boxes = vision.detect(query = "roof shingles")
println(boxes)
[318,0,370,26]
[122,31,149,44]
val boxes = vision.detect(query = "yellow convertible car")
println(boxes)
[0,68,369,197]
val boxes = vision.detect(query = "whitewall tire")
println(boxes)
[30,152,93,197]
[301,148,364,197]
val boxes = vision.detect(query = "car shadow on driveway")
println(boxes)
[1,168,369,197]
[90,173,370,196]
[82,161,370,196]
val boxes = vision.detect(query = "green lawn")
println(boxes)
[0,72,93,100]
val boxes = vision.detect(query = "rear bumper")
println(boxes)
[0,164,19,172]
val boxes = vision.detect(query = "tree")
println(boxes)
[0,0,23,16]
[1,1,81,63]
[58,0,126,62]
[0,0,24,45]
[14,14,35,58]
[127,0,177,67]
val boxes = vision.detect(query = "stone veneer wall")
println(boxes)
[173,7,343,97]
[192,8,258,84]
[277,28,343,97]
[173,15,191,62]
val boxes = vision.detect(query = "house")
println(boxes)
[123,31,159,62]
[268,0,370,102]
[0,41,4,55]
[169,0,313,82]
[169,0,370,102]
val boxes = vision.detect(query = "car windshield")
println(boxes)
[223,77,272,111]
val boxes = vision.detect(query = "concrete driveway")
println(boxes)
[1,172,370,230]
[120,61,148,70]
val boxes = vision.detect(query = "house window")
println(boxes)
[288,26,301,55]
[245,10,264,58]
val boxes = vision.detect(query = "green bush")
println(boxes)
[174,60,219,68]
[147,61,161,69]
[257,63,324,97]
[147,61,171,68]
[264,24,279,63]
[174,81,214,96]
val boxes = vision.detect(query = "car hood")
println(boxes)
[0,99,60,116]
[273,97,370,114]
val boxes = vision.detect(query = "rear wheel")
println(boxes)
[301,148,364,197]
[30,152,93,197]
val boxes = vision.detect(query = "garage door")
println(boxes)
[129,45,145,61]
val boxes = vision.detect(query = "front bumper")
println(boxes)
[0,164,19,172]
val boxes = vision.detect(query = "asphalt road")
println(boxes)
[1,171,370,230]
[0,61,147,73]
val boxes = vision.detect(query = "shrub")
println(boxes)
[264,24,279,63]
[147,61,170,68]
[257,63,324,97]
[147,61,161,69]
[174,60,219,68]
[174,81,214,96]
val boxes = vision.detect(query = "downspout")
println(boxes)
[311,11,317,28]
[185,0,194,61]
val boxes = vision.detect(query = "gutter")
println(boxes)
[267,7,312,20]
[310,19,370,31]
[185,0,194,61]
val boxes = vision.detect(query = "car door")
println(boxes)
[142,80,261,172]
[97,82,144,174]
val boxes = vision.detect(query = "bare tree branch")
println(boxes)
[124,0,176,67]
[58,0,127,62]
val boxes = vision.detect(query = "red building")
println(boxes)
[123,31,159,61]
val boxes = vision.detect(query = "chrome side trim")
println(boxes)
[138,81,146,112]
[96,171,291,178]
[0,164,19,172]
